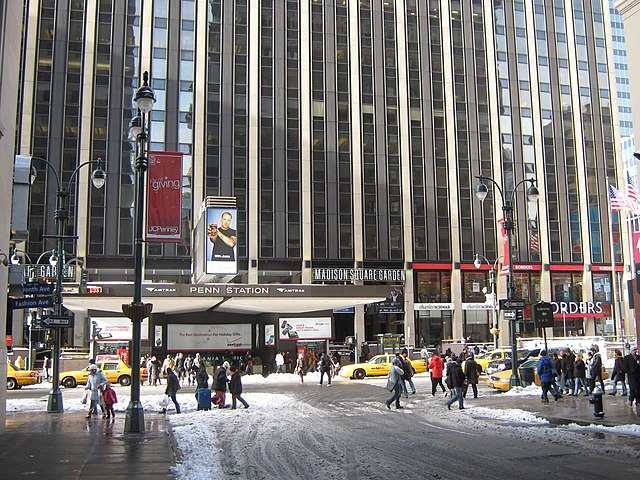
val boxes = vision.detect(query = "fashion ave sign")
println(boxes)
[146,151,183,243]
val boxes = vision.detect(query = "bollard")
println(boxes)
[589,386,605,418]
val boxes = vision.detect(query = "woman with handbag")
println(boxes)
[384,357,405,410]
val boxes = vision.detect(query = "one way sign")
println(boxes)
[499,299,527,310]
[42,315,71,328]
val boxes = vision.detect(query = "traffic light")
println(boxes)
[515,309,523,323]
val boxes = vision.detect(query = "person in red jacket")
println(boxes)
[102,382,117,420]
[428,353,446,396]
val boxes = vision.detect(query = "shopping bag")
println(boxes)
[81,390,89,405]
[158,395,170,408]
[385,380,396,392]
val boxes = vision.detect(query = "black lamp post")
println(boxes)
[475,175,539,387]
[123,71,155,434]
[29,156,106,412]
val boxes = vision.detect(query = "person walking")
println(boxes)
[537,350,558,403]
[572,353,590,396]
[589,345,605,393]
[213,361,230,408]
[245,352,254,375]
[162,367,181,414]
[228,365,250,409]
[275,352,285,374]
[318,352,332,386]
[428,353,446,396]
[623,346,640,406]
[294,353,306,383]
[400,351,416,396]
[42,356,50,381]
[150,356,161,386]
[85,364,107,419]
[609,349,627,396]
[445,356,466,410]
[464,354,480,399]
[175,352,185,385]
[384,357,405,410]
[560,348,576,395]
[102,382,118,420]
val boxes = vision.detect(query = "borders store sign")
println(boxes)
[167,324,251,351]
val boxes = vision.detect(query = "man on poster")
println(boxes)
[208,211,237,261]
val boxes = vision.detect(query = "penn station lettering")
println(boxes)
[313,268,406,283]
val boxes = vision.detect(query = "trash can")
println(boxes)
[518,364,535,387]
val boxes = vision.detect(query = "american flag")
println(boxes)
[627,172,640,215]
[609,183,630,212]
[529,232,540,252]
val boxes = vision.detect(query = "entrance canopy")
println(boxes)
[63,283,393,316]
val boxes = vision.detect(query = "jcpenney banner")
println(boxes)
[279,317,331,340]
[167,323,251,351]
[146,151,183,243]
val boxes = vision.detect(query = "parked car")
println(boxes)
[485,349,540,375]
[339,354,427,379]
[7,363,41,390]
[59,360,148,388]
[475,348,522,374]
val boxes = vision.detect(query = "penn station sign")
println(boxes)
[313,268,406,283]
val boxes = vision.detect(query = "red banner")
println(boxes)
[146,151,183,243]
[498,218,509,277]
[634,230,640,266]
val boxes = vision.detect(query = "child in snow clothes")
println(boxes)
[102,382,118,419]
[228,365,249,409]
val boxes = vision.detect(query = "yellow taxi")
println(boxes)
[475,348,518,374]
[7,363,41,390]
[339,354,427,379]
[59,360,148,388]
[486,358,609,392]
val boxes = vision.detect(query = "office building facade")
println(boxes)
[8,0,636,357]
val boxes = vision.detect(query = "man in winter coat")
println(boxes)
[318,352,332,386]
[623,346,640,406]
[400,351,416,396]
[212,361,230,408]
[384,357,405,410]
[445,356,466,410]
[85,364,108,419]
[560,349,576,394]
[228,365,250,409]
[463,354,480,399]
[428,353,446,396]
[589,345,605,393]
[537,350,558,403]
[163,367,181,414]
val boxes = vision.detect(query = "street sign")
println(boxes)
[42,315,71,328]
[499,298,527,310]
[23,282,55,295]
[10,296,54,309]
[532,301,554,328]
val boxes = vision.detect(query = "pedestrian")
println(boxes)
[306,351,317,373]
[463,354,480,399]
[150,356,161,386]
[318,351,332,386]
[229,365,250,409]
[175,352,185,385]
[560,348,575,395]
[294,353,306,383]
[213,361,230,408]
[384,357,405,410]
[400,350,416,396]
[162,367,181,414]
[623,346,640,406]
[285,351,294,373]
[428,353,446,396]
[275,352,285,373]
[184,354,194,385]
[609,349,627,396]
[445,356,466,410]
[42,356,50,381]
[572,353,589,396]
[196,362,209,388]
[85,364,107,418]
[588,345,605,393]
[15,355,25,370]
[102,382,117,420]
[537,350,558,403]
[245,352,254,375]
[161,354,175,380]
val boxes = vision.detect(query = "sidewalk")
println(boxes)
[476,389,640,427]
[0,411,176,479]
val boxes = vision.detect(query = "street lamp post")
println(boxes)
[475,175,539,387]
[123,71,155,434]
[474,254,502,349]
[29,156,106,412]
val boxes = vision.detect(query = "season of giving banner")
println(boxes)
[146,151,183,242]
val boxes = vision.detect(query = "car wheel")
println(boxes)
[353,369,366,380]
[62,377,77,388]
[119,375,131,387]
[7,378,17,390]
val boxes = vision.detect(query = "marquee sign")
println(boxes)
[313,268,406,282]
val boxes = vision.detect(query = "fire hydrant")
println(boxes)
[589,387,605,418]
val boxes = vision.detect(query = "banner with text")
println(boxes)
[146,151,183,242]
[279,317,331,341]
[90,317,149,342]
[167,323,251,351]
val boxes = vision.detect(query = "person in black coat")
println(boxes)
[228,365,249,409]
[623,347,640,406]
[445,357,466,410]
[163,368,181,414]
[560,349,575,394]
[195,365,209,389]
[589,346,605,392]
[463,355,480,399]
[609,349,627,396]
[212,362,230,408]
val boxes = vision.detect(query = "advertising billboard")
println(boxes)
[167,324,251,351]
[90,317,150,342]
[206,207,238,274]
[278,317,332,341]
[146,151,183,243]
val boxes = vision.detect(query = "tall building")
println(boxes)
[8,0,635,362]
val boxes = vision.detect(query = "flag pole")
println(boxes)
[607,177,623,341]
